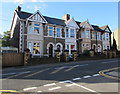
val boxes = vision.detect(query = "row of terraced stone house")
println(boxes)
[10,6,112,57]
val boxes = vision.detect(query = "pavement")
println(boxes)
[0,58,120,93]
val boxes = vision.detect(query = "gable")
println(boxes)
[105,27,110,32]
[66,18,79,28]
[82,22,93,29]
[28,11,47,23]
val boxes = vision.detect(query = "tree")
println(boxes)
[2,31,11,47]
[111,37,117,51]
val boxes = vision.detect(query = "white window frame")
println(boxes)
[48,26,54,37]
[56,27,62,38]
[85,30,90,38]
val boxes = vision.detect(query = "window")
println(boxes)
[106,33,109,40]
[97,32,101,40]
[56,28,61,37]
[70,29,75,38]
[28,23,32,34]
[66,44,69,50]
[86,30,90,38]
[102,34,105,40]
[28,42,32,52]
[48,26,53,36]
[66,29,69,38]
[33,42,40,54]
[92,32,96,39]
[34,23,40,34]
[81,31,85,38]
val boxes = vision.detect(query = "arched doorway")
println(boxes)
[49,44,53,57]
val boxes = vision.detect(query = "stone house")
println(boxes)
[10,6,111,57]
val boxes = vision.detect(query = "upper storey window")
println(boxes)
[34,23,40,34]
[56,28,61,37]
[97,32,101,40]
[48,26,53,36]
[106,33,109,40]
[70,29,75,38]
[92,32,96,39]
[86,30,90,38]
[81,31,85,38]
[66,28,69,38]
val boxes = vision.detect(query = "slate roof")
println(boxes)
[92,25,104,32]
[16,11,32,19]
[16,11,66,26]
[43,16,66,26]
[16,11,110,32]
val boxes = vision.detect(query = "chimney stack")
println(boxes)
[16,6,21,11]
[62,14,70,21]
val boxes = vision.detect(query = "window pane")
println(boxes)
[70,29,75,38]
[57,28,61,37]
[34,27,39,34]
[49,26,53,30]
[49,30,53,36]
[81,31,84,38]
[33,42,40,54]
[34,23,40,26]
[66,29,69,38]
[86,30,90,38]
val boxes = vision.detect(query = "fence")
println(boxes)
[1,53,24,67]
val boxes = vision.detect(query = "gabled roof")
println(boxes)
[16,11,32,19]
[75,21,81,27]
[100,25,108,30]
[80,21,87,26]
[92,25,104,32]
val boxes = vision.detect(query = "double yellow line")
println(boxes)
[99,67,120,80]
[0,90,25,94]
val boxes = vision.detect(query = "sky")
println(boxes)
[0,1,118,35]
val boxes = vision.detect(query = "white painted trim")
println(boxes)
[27,10,47,23]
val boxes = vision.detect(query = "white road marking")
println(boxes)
[59,80,72,83]
[65,83,76,87]
[48,86,61,91]
[79,64,88,66]
[37,90,42,92]
[23,87,37,91]
[102,61,116,64]
[6,71,31,79]
[65,65,80,72]
[73,82,101,94]
[43,83,56,87]
[2,73,16,76]
[50,67,64,74]
[93,74,100,77]
[23,68,50,78]
[83,75,91,78]
[73,77,81,81]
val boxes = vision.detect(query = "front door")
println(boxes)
[49,44,53,57]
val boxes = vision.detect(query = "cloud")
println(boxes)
[14,0,24,4]
[34,5,42,11]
